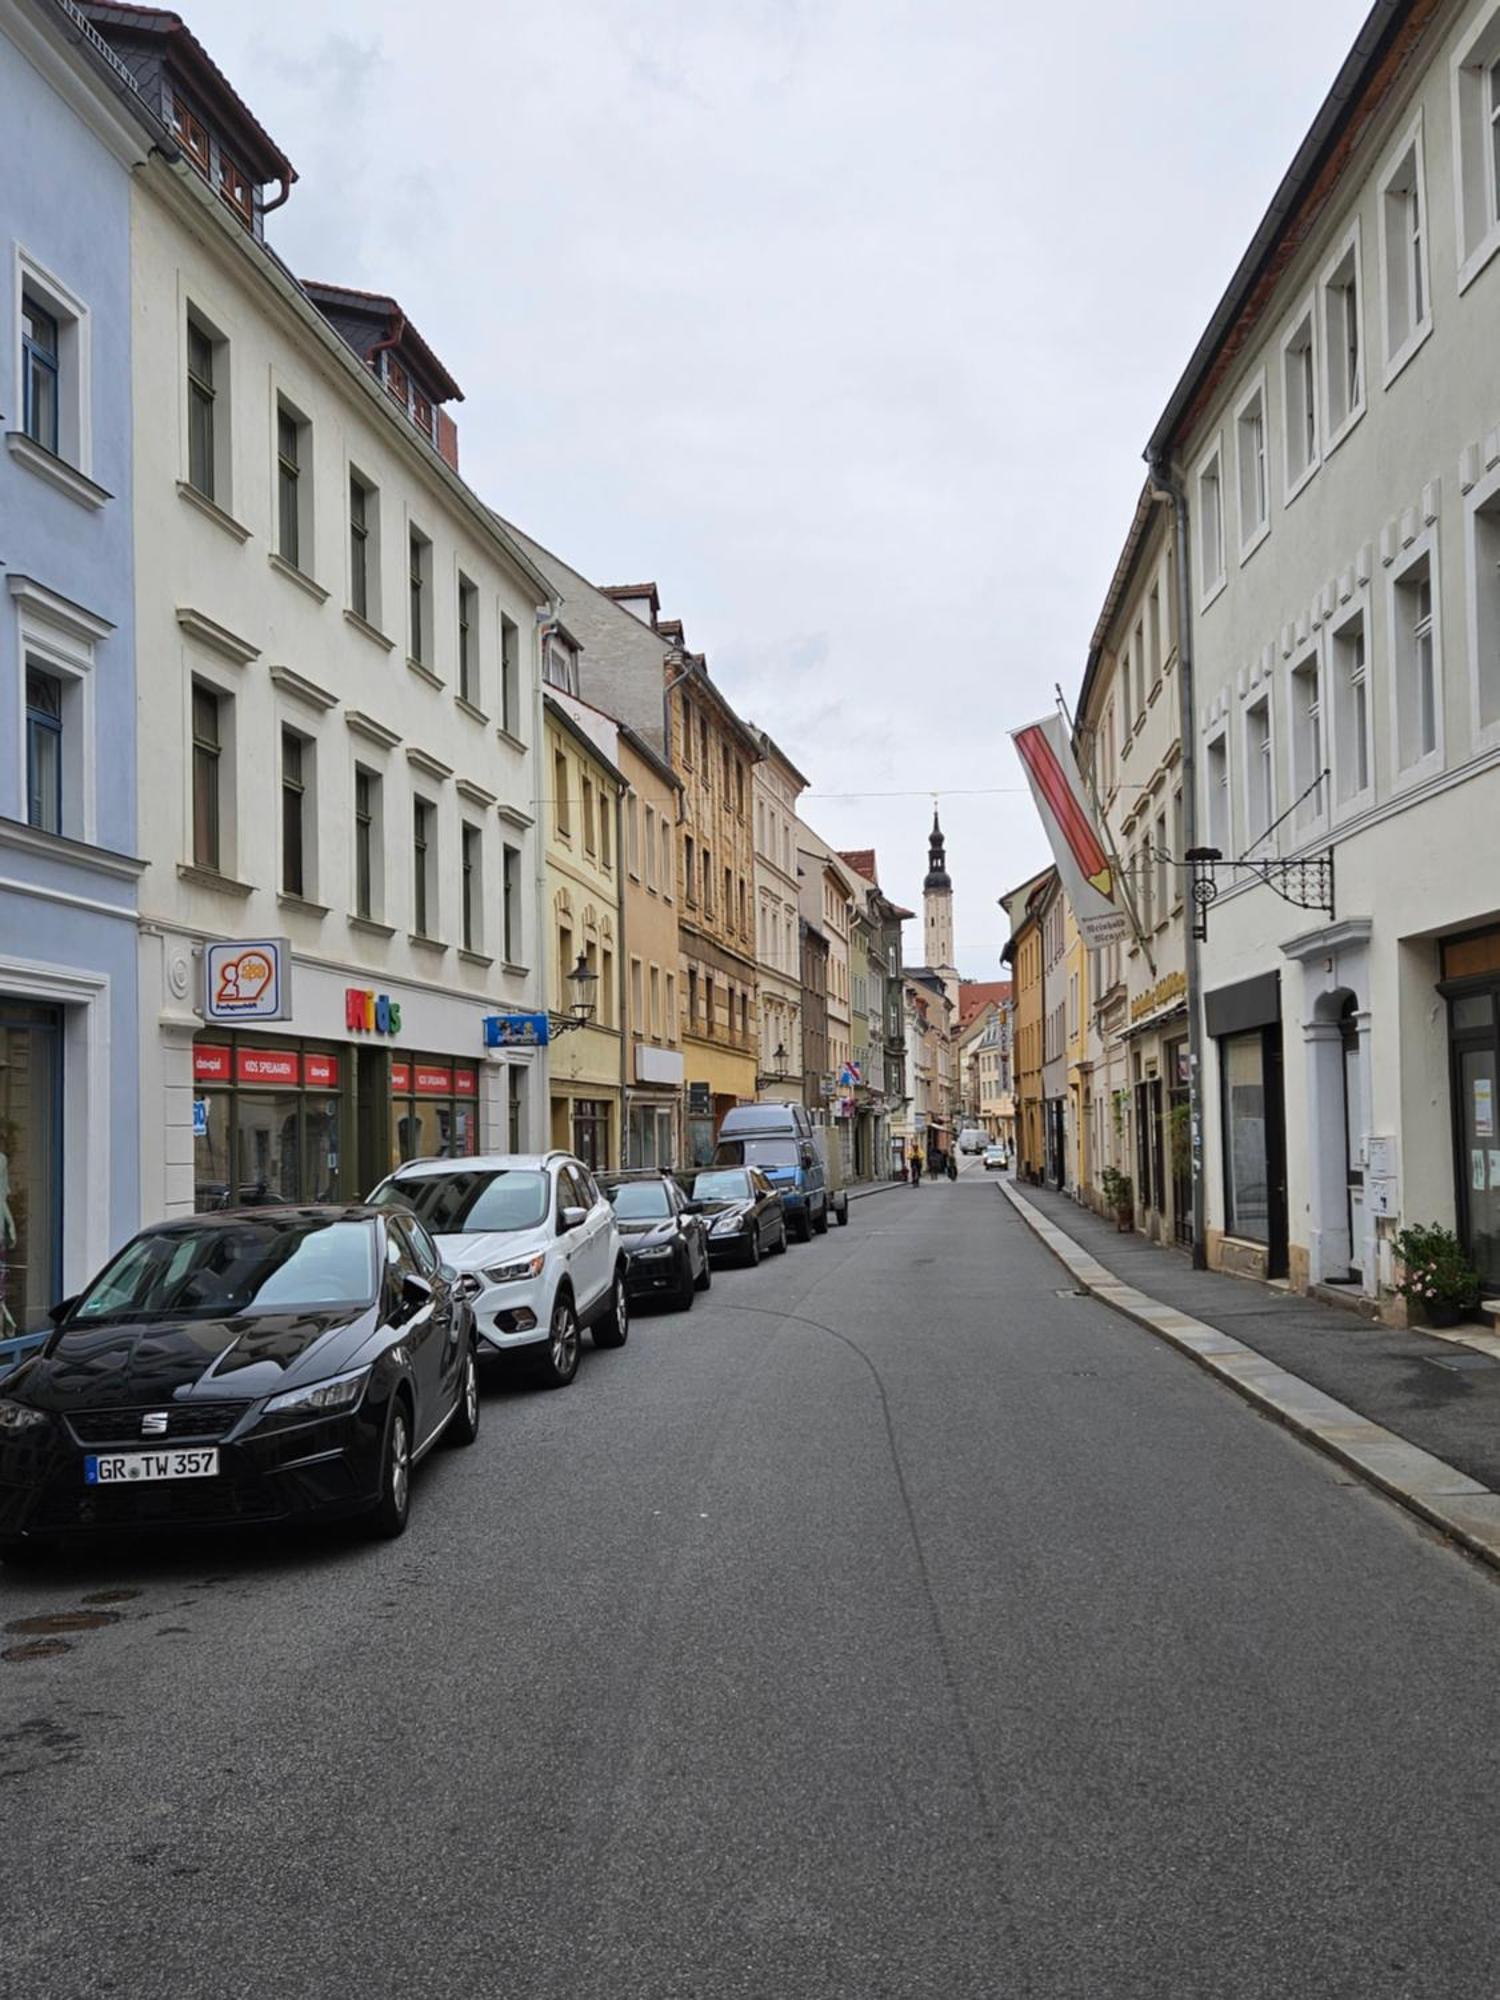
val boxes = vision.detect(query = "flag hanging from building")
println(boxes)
[1010,713,1130,947]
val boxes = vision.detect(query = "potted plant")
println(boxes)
[1391,1222,1482,1328]
[1101,1165,1134,1232]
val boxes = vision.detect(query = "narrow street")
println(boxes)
[7,1168,1500,2000]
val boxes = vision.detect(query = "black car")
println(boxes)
[600,1172,711,1311]
[0,1206,479,1561]
[688,1167,788,1267]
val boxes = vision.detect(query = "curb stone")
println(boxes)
[1001,1179,1500,1577]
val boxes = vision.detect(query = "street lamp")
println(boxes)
[773,1042,788,1081]
[551,951,598,1035]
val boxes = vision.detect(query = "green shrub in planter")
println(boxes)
[1391,1222,1481,1322]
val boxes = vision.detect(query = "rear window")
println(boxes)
[714,1138,797,1170]
[692,1169,753,1202]
[373,1169,549,1234]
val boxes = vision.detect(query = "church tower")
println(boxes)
[923,810,959,1017]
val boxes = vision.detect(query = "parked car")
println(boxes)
[600,1171,711,1311]
[714,1103,830,1240]
[983,1145,1009,1172]
[689,1166,788,1266]
[369,1151,628,1389]
[0,1206,480,1561]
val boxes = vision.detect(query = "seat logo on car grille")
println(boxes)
[141,1410,169,1437]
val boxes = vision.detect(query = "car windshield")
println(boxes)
[692,1170,752,1202]
[715,1138,797,1170]
[71,1218,378,1321]
[372,1169,550,1235]
[607,1183,673,1219]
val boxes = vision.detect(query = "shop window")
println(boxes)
[571,1099,610,1171]
[0,1003,62,1334]
[191,1038,343,1211]
[1221,1031,1270,1243]
[390,1058,480,1166]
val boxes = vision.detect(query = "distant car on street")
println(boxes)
[369,1152,629,1390]
[689,1166,788,1266]
[983,1146,1009,1172]
[959,1129,986,1154]
[0,1206,480,1561]
[600,1171,711,1311]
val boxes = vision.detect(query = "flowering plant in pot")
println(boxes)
[1391,1222,1482,1328]
[1100,1166,1134,1232]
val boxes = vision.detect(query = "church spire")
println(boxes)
[924,808,951,891]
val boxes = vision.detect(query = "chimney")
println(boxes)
[436,408,459,473]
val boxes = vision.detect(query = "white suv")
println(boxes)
[368,1152,628,1388]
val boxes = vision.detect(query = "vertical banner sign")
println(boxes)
[1010,714,1129,946]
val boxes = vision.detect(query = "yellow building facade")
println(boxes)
[618,727,685,1167]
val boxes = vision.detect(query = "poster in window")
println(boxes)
[1474,1076,1495,1139]
[1474,1149,1488,1192]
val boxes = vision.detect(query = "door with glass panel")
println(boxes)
[0,1004,62,1336]
[1450,989,1500,1292]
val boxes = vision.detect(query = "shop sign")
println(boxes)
[193,1045,231,1083]
[391,1063,411,1092]
[236,1047,301,1087]
[305,1053,340,1089]
[192,1098,209,1139]
[453,1070,477,1098]
[204,939,292,1023]
[1130,969,1188,1025]
[415,1065,452,1096]
[346,987,403,1035]
[484,1011,550,1048]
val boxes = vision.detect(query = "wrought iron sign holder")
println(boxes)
[1185,846,1335,943]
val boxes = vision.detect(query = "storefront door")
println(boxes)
[1449,991,1500,1290]
[0,1002,62,1335]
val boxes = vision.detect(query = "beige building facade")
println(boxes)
[752,733,806,1104]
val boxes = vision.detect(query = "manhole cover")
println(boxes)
[1424,1353,1499,1373]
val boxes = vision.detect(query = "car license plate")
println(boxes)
[84,1449,219,1485]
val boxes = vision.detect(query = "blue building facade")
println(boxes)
[0,1,147,1338]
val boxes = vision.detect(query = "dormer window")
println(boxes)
[384,355,410,410]
[218,151,253,226]
[411,386,434,440]
[172,95,211,173]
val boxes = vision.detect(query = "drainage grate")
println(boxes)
[1423,1353,1500,1374]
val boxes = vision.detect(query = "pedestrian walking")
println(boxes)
[910,1152,923,1187]
[945,1151,957,1182]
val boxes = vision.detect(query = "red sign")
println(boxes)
[414,1065,452,1096]
[193,1044,231,1083]
[453,1068,477,1099]
[236,1047,301,1087]
[390,1063,411,1093]
[304,1053,340,1089]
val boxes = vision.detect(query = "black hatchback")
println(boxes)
[600,1172,711,1311]
[0,1206,480,1560]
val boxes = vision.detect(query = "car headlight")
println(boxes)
[710,1214,744,1235]
[483,1253,547,1285]
[0,1398,49,1435]
[633,1244,675,1260]
[264,1366,371,1418]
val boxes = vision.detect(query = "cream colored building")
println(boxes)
[1075,487,1191,1243]
[1149,0,1500,1308]
[751,732,806,1104]
[109,10,550,1217]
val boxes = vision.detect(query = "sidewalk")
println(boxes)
[1003,1177,1500,1565]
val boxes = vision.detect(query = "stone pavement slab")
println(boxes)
[1003,1178,1500,1575]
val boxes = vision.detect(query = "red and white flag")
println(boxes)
[1010,714,1129,946]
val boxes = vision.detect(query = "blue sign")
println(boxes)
[484,1012,550,1049]
[192,1097,209,1139]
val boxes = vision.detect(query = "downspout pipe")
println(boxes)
[1148,453,1208,1270]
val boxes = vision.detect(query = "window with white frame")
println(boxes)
[16,256,90,478]
[1153,809,1168,923]
[185,306,230,507]
[1288,650,1326,830]
[14,584,104,847]
[1378,116,1431,377]
[275,397,313,574]
[1208,736,1224,860]
[1330,610,1373,805]
[280,726,314,900]
[1320,227,1365,447]
[1197,439,1226,603]
[348,468,379,626]
[1235,374,1270,556]
[457,575,479,708]
[1148,581,1163,683]
[1391,543,1441,776]
[408,526,432,667]
[1451,10,1500,289]
[412,795,436,938]
[500,613,521,738]
[1133,621,1148,715]
[354,764,383,920]
[461,821,483,953]
[1244,698,1274,852]
[191,678,233,873]
[1471,480,1500,734]
[1282,300,1319,496]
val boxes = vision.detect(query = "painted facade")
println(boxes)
[751,733,806,1107]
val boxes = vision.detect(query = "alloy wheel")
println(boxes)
[551,1301,579,1375]
[390,1408,410,1519]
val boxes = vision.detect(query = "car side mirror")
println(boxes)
[48,1296,78,1326]
[401,1271,434,1312]
[683,1199,703,1214]
[560,1204,588,1232]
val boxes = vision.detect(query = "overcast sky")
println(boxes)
[194,0,1370,977]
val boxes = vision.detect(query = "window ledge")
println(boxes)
[1323,403,1366,461]
[495,726,527,753]
[6,433,111,509]
[177,862,254,897]
[349,914,396,939]
[1238,519,1271,567]
[176,480,251,543]
[1198,575,1227,615]
[344,607,395,652]
[1383,318,1433,391]
[1284,459,1320,509]
[407,656,444,691]
[457,948,495,969]
[502,961,530,979]
[455,697,490,726]
[277,892,329,917]
[1458,222,1500,297]
[408,932,448,955]
[268,551,329,604]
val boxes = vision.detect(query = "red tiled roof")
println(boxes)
[958,980,1012,1029]
[837,848,877,883]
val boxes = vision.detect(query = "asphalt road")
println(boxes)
[7,1165,1500,1999]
